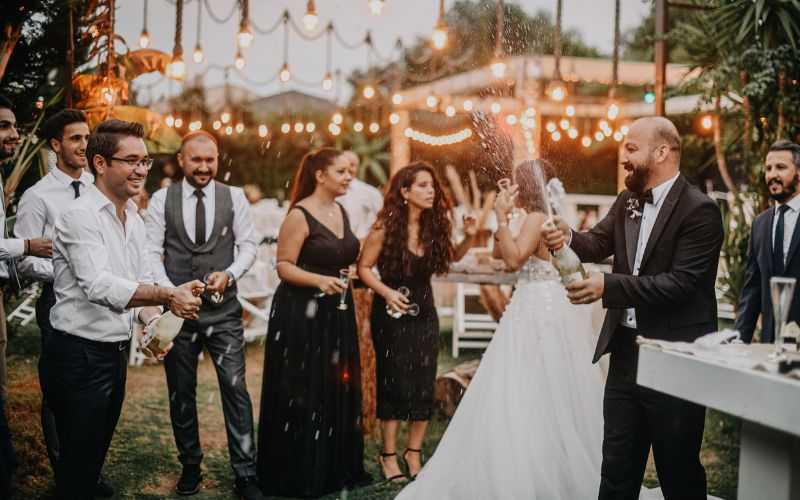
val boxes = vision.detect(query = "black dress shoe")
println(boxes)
[176,464,203,496]
[234,476,266,500]
[94,473,114,498]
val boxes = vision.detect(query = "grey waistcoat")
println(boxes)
[164,181,241,331]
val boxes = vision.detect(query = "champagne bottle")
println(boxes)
[140,311,184,359]
[551,245,588,285]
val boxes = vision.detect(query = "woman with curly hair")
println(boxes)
[257,148,369,498]
[358,162,476,483]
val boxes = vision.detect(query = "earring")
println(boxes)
[403,199,408,205]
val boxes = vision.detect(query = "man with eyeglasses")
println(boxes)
[42,119,204,499]
[0,95,53,498]
[144,130,263,499]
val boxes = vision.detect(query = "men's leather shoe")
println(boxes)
[176,464,203,496]
[94,473,114,498]
[234,476,266,500]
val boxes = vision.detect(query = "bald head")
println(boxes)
[178,131,219,188]
[620,116,682,193]
[180,130,218,154]
[342,150,359,177]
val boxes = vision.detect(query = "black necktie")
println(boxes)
[71,181,81,199]
[774,204,791,275]
[195,189,206,246]
[635,189,654,206]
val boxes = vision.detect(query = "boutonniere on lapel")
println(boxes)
[626,197,642,220]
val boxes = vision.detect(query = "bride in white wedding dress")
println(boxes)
[396,160,666,500]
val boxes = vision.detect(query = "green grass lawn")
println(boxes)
[5,319,738,499]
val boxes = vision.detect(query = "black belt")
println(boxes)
[52,329,130,352]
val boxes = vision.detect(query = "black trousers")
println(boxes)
[36,283,59,471]
[164,324,257,478]
[599,326,707,500]
[42,331,128,500]
[0,395,15,499]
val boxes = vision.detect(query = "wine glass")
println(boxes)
[202,273,224,304]
[770,276,797,360]
[497,177,512,191]
[386,286,411,318]
[337,268,350,311]
[406,303,420,317]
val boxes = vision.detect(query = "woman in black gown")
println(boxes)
[358,162,476,482]
[258,148,368,498]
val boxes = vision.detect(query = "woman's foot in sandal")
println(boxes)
[378,452,408,484]
[403,448,424,479]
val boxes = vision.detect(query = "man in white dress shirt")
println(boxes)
[42,119,203,500]
[15,109,97,486]
[144,131,264,499]
[336,150,383,241]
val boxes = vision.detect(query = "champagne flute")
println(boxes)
[386,286,411,318]
[406,303,420,317]
[337,268,350,311]
[497,177,512,191]
[770,276,797,360]
[202,273,224,304]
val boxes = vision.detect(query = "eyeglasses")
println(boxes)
[109,156,154,170]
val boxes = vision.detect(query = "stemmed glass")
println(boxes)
[770,276,797,360]
[202,273,224,304]
[337,268,350,311]
[497,177,512,191]
[385,286,420,318]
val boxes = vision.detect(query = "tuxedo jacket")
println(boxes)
[571,175,724,363]
[735,206,800,343]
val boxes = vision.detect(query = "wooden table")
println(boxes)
[637,343,800,500]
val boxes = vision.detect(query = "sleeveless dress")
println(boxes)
[257,205,369,498]
[371,251,439,421]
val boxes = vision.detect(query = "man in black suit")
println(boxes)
[543,116,723,500]
[735,140,800,343]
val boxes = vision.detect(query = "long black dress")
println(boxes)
[258,205,368,498]
[371,251,439,421]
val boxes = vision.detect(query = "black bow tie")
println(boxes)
[634,189,654,206]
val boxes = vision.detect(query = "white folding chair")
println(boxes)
[452,282,498,358]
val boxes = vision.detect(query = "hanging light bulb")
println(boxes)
[363,85,375,99]
[547,79,567,101]
[490,59,507,79]
[213,120,222,130]
[166,54,186,80]
[280,63,291,83]
[581,136,592,148]
[221,111,231,124]
[462,100,473,111]
[431,0,448,50]
[392,93,403,105]
[332,112,343,125]
[505,115,518,126]
[567,128,578,139]
[559,118,570,130]
[193,44,205,64]
[165,114,175,127]
[490,102,501,114]
[281,123,291,134]
[701,115,713,131]
[445,106,456,117]
[322,72,333,91]
[225,126,233,135]
[139,29,151,49]
[235,123,245,133]
[545,121,557,133]
[565,105,575,117]
[551,131,561,142]
[174,117,184,128]
[258,124,268,137]
[607,102,621,120]
[369,122,380,133]
[237,20,254,49]
[368,0,385,15]
[294,122,304,133]
[235,50,246,70]
[594,131,605,142]
[306,122,316,133]
[389,112,400,125]
[426,95,438,108]
[354,121,364,132]
[303,0,319,32]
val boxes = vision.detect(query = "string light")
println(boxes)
[431,0,448,50]
[445,106,456,117]
[551,131,561,142]
[545,121,557,133]
[463,100,473,111]
[328,123,341,135]
[294,122,304,133]
[166,55,186,80]
[566,105,575,117]
[426,95,438,108]
[213,120,222,130]
[281,123,291,134]
[221,112,231,124]
[306,122,316,133]
[490,102,502,114]
[620,125,629,135]
[490,59,506,79]
[559,119,570,130]
[258,124,268,137]
[234,50,246,70]
[139,0,150,48]
[389,112,400,124]
[192,0,204,64]
[280,63,291,83]
[701,115,713,130]
[235,123,245,133]
[354,121,364,132]
[332,112,343,124]
[613,130,623,142]
[581,136,592,147]
[594,131,605,142]
[193,45,205,64]
[368,0,385,15]
[303,0,319,32]
[369,122,380,133]
[403,127,472,146]
[505,115,518,126]
[174,117,184,128]
[165,114,175,127]
[607,103,621,120]
[392,93,403,105]
[189,120,202,131]
[547,80,567,101]
[322,72,333,91]
[567,128,578,139]
[225,126,233,135]
[363,85,375,99]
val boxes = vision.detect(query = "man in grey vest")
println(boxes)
[145,131,264,500]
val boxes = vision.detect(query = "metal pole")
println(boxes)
[495,0,504,57]
[554,0,562,79]
[65,5,74,107]
[654,0,668,116]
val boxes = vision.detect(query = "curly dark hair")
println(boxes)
[376,162,454,281]
[514,159,555,214]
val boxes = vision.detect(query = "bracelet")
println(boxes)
[24,239,30,255]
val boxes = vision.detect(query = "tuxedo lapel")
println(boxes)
[640,176,687,269]
[765,207,776,275]
[784,210,800,269]
[624,196,639,273]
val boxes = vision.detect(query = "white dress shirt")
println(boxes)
[622,173,680,328]
[337,178,383,240]
[771,194,800,263]
[144,178,257,288]
[15,167,94,282]
[0,178,26,278]
[50,185,151,342]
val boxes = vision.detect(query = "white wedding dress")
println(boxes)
[396,257,605,499]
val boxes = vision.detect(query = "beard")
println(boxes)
[623,159,651,194]
[768,175,799,203]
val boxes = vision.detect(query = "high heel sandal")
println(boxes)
[378,452,408,484]
[402,448,424,480]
